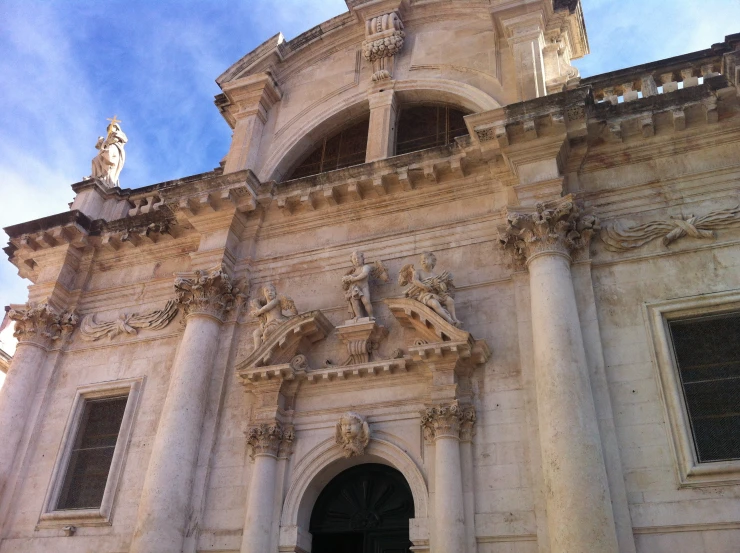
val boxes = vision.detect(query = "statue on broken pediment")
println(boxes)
[335,412,370,458]
[250,282,298,349]
[341,251,389,323]
[399,252,461,327]
[89,116,128,188]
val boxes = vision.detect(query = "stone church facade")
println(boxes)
[1,1,739,552]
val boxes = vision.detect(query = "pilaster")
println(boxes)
[221,73,282,174]
[501,12,547,101]
[366,88,399,163]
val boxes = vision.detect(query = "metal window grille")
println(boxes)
[395,105,469,156]
[669,312,740,463]
[289,118,370,180]
[57,395,129,510]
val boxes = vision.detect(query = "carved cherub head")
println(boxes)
[351,251,365,267]
[262,283,277,301]
[335,412,370,458]
[420,252,437,272]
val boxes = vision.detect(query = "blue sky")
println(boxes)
[0,0,738,312]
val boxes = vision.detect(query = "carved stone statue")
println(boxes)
[399,252,460,327]
[341,251,389,322]
[250,283,298,349]
[335,412,370,458]
[90,116,128,188]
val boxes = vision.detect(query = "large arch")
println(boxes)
[279,436,429,552]
[260,78,501,182]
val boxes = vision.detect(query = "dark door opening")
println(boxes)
[309,464,414,553]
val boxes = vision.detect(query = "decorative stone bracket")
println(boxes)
[335,319,388,365]
[362,12,405,82]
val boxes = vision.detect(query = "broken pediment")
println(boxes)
[236,310,333,370]
[385,297,491,367]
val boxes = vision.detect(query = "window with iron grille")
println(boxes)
[56,395,129,510]
[395,105,469,156]
[669,312,740,463]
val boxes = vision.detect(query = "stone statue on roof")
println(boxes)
[89,116,128,188]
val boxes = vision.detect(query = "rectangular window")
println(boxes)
[669,313,740,463]
[39,378,143,528]
[57,396,128,510]
[646,292,740,487]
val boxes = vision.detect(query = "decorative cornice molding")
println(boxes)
[79,300,179,341]
[173,266,245,322]
[499,195,599,265]
[421,402,474,443]
[600,203,740,252]
[8,303,78,349]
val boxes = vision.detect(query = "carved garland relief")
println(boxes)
[79,300,179,341]
[362,12,405,82]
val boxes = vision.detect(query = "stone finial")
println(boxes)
[250,282,298,349]
[421,403,475,443]
[335,412,371,458]
[8,303,78,349]
[174,267,244,322]
[88,116,128,188]
[362,12,405,81]
[399,252,461,327]
[499,196,599,265]
[247,422,285,459]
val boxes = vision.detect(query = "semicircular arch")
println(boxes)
[280,436,429,533]
[260,79,500,182]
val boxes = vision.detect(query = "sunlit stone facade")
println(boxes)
[1,1,740,552]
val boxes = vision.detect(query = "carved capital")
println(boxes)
[460,407,477,443]
[278,425,295,459]
[247,422,285,459]
[421,403,474,443]
[174,266,243,322]
[8,303,78,348]
[499,196,599,265]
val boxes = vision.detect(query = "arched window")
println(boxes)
[395,105,470,156]
[287,117,370,180]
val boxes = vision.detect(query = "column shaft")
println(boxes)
[366,90,398,163]
[434,436,466,553]
[0,343,47,499]
[241,453,279,553]
[528,252,619,553]
[131,314,222,553]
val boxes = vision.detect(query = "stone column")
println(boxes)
[501,12,547,101]
[366,89,398,163]
[0,304,76,501]
[240,422,289,553]
[221,73,282,175]
[500,198,619,553]
[422,403,471,553]
[459,411,477,553]
[130,268,239,553]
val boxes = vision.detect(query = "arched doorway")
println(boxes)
[309,464,414,553]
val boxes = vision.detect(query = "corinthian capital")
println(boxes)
[499,196,599,265]
[174,266,243,322]
[8,303,78,349]
[421,403,475,443]
[247,422,285,459]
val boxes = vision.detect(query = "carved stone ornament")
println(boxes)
[421,403,475,443]
[335,412,371,458]
[250,282,298,349]
[399,252,461,327]
[87,116,127,188]
[8,303,78,348]
[342,251,389,323]
[499,196,600,265]
[247,422,286,459]
[174,266,244,322]
[79,299,179,341]
[600,204,740,252]
[362,12,405,81]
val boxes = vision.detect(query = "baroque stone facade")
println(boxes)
[1,1,740,553]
